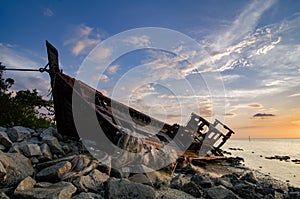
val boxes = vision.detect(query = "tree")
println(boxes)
[0,62,54,129]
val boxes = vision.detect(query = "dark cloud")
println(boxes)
[223,113,236,117]
[253,113,275,118]
[248,104,263,108]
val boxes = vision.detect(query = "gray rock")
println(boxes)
[0,151,34,188]
[170,175,183,190]
[40,127,57,138]
[36,161,72,182]
[106,178,156,199]
[207,185,240,199]
[181,181,202,198]
[156,188,197,199]
[73,169,109,192]
[40,143,53,160]
[239,171,258,184]
[42,135,65,156]
[0,132,12,148]
[191,173,213,188]
[14,176,36,192]
[27,136,42,145]
[72,192,104,199]
[233,183,255,198]
[216,178,234,190]
[19,143,42,157]
[7,126,31,142]
[13,181,77,199]
[30,157,39,164]
[129,173,153,186]
[287,191,300,198]
[0,127,6,132]
[8,143,21,153]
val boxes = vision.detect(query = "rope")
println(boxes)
[0,63,49,73]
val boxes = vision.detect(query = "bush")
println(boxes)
[0,62,55,129]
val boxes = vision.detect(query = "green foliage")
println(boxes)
[0,62,55,129]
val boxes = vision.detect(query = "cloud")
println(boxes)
[253,113,275,118]
[221,74,241,83]
[212,0,275,50]
[256,36,282,55]
[64,24,102,56]
[179,1,282,76]
[129,84,158,100]
[288,93,300,97]
[72,39,100,56]
[140,50,190,80]
[223,113,236,117]
[43,8,54,17]
[291,120,300,125]
[124,35,151,47]
[248,104,263,108]
[107,65,119,74]
[96,74,109,82]
[264,79,285,87]
[0,43,50,97]
[87,46,112,63]
[227,87,282,99]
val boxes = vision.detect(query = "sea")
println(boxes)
[222,138,300,187]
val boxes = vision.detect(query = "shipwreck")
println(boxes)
[45,41,235,166]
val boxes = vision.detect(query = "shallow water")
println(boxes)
[223,138,300,187]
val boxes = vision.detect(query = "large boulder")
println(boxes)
[7,126,32,142]
[170,175,183,190]
[72,169,109,192]
[36,161,72,182]
[13,181,77,199]
[0,151,34,188]
[14,176,36,192]
[19,143,42,157]
[106,178,156,199]
[40,127,58,138]
[0,132,12,148]
[181,181,203,198]
[42,135,65,156]
[40,143,53,161]
[206,185,240,199]
[191,173,213,188]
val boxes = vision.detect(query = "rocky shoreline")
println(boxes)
[0,126,299,199]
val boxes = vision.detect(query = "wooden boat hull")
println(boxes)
[46,41,235,158]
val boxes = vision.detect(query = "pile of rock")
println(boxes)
[0,126,299,199]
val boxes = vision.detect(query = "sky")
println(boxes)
[1,0,300,138]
